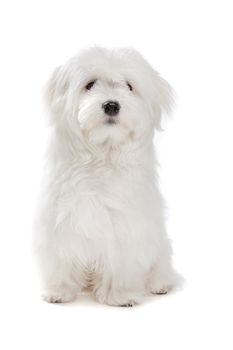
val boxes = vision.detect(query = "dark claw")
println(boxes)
[156,290,167,295]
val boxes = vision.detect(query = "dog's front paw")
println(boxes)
[151,287,168,295]
[42,288,76,303]
[95,287,141,307]
[120,302,135,307]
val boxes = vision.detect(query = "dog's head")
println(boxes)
[46,47,173,146]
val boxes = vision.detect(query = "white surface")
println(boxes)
[0,0,232,349]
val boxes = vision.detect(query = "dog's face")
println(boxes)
[46,48,173,146]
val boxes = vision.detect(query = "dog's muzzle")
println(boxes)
[102,101,120,116]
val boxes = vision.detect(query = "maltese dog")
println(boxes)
[35,47,179,306]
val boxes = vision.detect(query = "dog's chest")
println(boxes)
[56,160,153,225]
[75,162,145,206]
[53,160,158,255]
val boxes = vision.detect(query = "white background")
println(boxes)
[0,0,232,349]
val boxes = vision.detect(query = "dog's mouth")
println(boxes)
[105,117,118,125]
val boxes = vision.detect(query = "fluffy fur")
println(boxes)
[35,47,179,306]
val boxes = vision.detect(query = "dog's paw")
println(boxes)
[95,287,141,307]
[151,287,168,295]
[107,295,139,307]
[42,289,76,303]
[120,302,135,307]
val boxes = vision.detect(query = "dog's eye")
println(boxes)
[127,82,133,91]
[85,80,96,90]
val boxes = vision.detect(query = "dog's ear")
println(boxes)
[152,73,174,130]
[44,66,70,124]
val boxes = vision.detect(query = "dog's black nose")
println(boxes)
[102,101,120,116]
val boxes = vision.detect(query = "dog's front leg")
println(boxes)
[148,255,179,295]
[94,256,147,307]
[36,242,84,303]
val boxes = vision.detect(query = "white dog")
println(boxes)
[35,47,179,306]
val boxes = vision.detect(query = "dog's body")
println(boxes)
[35,47,178,306]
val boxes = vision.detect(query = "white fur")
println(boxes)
[34,47,179,306]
